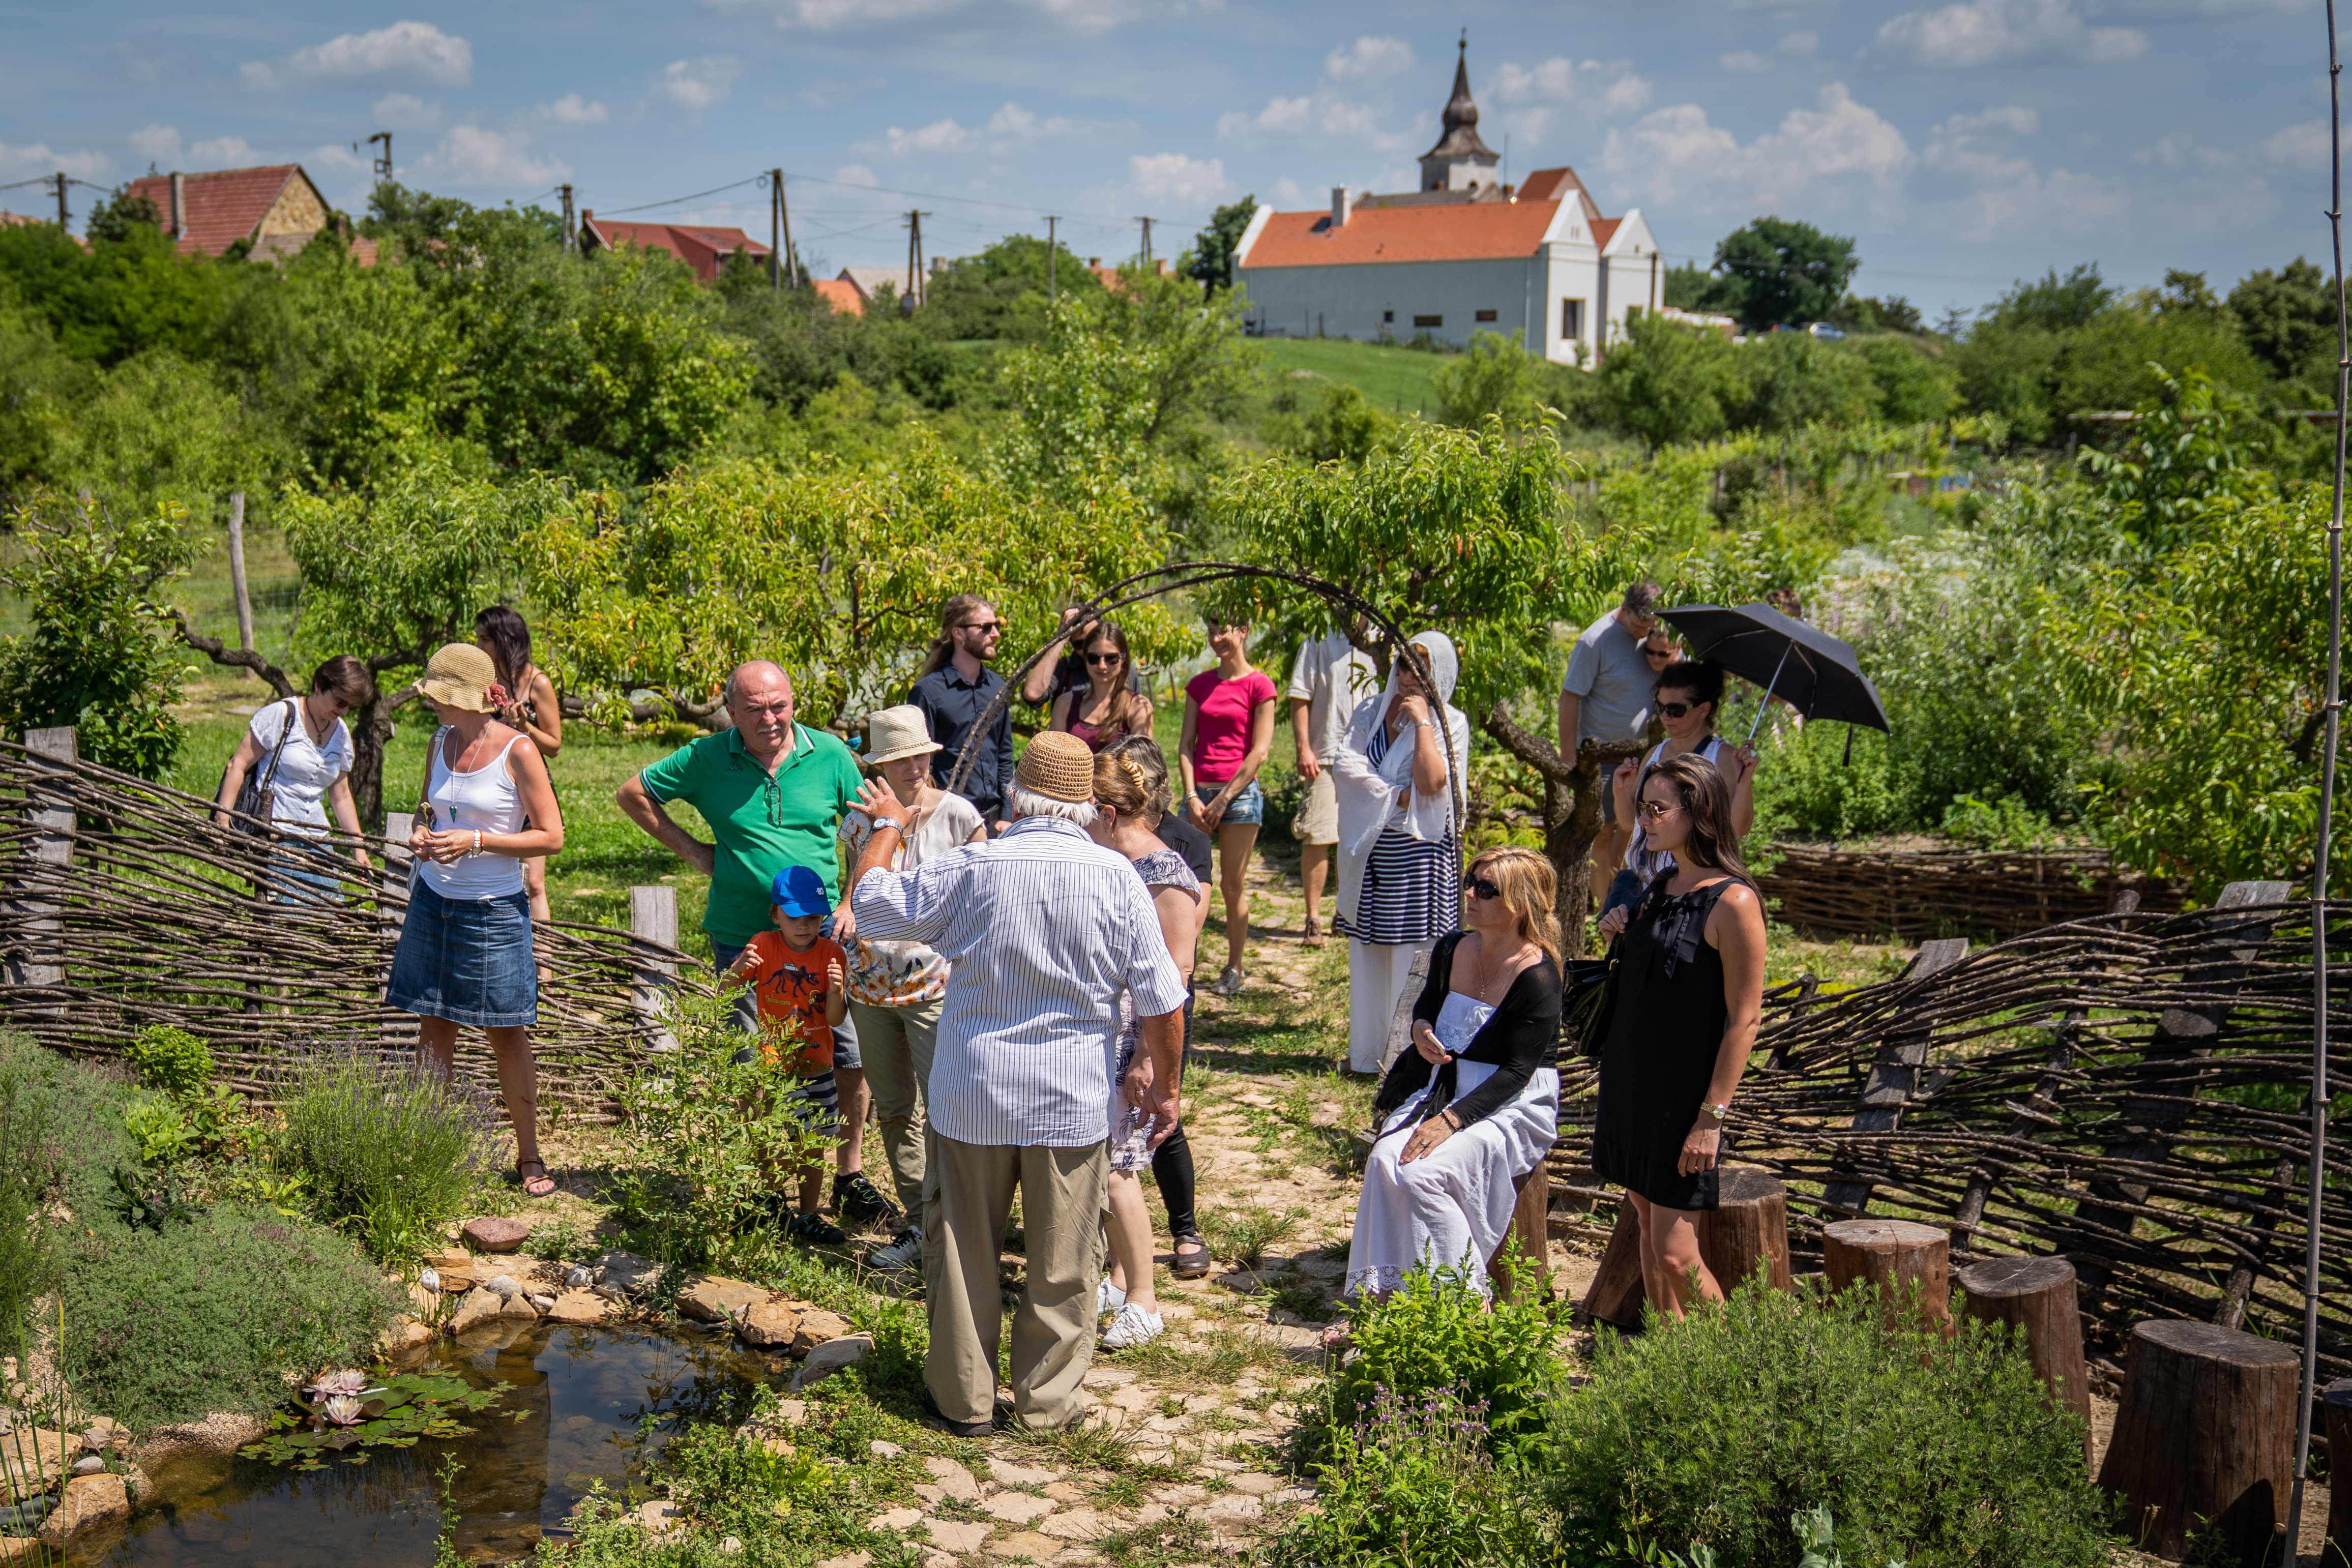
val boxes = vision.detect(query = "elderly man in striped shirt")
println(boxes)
[847,730,1188,1435]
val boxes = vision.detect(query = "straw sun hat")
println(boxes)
[1016,731,1097,804]
[417,643,497,713]
[862,705,944,767]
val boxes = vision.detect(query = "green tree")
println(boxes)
[1663,260,1743,316]
[2228,257,2340,394]
[1736,333,1879,431]
[1593,313,1752,447]
[1858,336,1960,425]
[57,350,281,520]
[1432,330,1552,427]
[0,289,93,501]
[84,185,163,248]
[1187,196,1258,295]
[1982,264,2113,333]
[1842,294,1924,334]
[1712,217,1860,330]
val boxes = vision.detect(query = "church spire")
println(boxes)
[1418,31,1499,192]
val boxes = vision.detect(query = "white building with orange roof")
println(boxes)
[1232,42,1660,365]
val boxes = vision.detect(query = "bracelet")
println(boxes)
[469,830,484,858]
[1701,1100,1731,1120]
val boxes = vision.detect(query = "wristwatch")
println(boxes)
[1701,1101,1732,1120]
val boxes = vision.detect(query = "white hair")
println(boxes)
[1005,783,1099,826]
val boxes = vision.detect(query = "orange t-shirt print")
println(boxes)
[740,932,842,1074]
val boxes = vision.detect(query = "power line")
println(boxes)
[590,174,767,217]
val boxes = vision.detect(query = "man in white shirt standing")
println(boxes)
[1559,581,1663,871]
[848,732,1187,1436]
[1285,628,1378,948]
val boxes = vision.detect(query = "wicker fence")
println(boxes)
[1555,880,2350,1382]
[0,731,704,1117]
[1756,840,2189,940]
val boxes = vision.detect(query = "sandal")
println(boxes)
[1171,1234,1213,1279]
[516,1160,557,1199]
[1301,918,1327,950]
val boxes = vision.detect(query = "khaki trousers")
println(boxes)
[847,995,940,1217]
[922,1130,1106,1430]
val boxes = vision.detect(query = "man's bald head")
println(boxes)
[726,661,790,706]
[725,661,796,763]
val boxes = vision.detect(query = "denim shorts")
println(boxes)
[1194,778,1265,826]
[385,880,537,1028]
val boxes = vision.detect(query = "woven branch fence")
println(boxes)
[1554,881,2350,1383]
[0,733,706,1118]
[1756,841,2189,940]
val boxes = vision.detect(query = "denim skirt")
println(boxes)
[385,881,537,1027]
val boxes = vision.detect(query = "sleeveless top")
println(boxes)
[1066,692,1137,753]
[420,726,528,901]
[1624,735,1726,881]
[1593,875,1741,1210]
[1113,846,1204,1077]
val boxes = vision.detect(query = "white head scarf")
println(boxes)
[1330,630,1473,929]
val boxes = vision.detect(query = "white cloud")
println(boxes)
[128,124,181,161]
[855,101,1130,159]
[2133,131,2236,169]
[743,0,1217,33]
[1925,104,2040,183]
[833,163,879,186]
[1216,94,1388,145]
[309,143,369,176]
[652,56,741,117]
[1721,51,1774,71]
[1126,151,1230,206]
[1491,57,1653,118]
[0,143,108,184]
[373,93,440,131]
[2265,119,2334,170]
[1600,84,1913,217]
[191,137,254,165]
[2105,0,2309,13]
[411,126,567,189]
[240,21,472,91]
[1781,30,1820,54]
[535,94,609,127]
[1869,0,2148,69]
[1325,36,1414,84]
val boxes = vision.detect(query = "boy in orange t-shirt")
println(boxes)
[725,865,848,1244]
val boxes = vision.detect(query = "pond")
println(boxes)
[71,1321,783,1566]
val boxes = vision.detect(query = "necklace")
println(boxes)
[1466,932,1536,1001]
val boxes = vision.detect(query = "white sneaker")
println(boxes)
[869,1225,923,1271]
[1097,1278,1127,1314]
[1100,1302,1165,1350]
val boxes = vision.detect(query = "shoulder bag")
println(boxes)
[1564,944,1620,1060]
[223,698,299,838]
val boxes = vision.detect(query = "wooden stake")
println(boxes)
[630,885,680,1055]
[226,492,255,664]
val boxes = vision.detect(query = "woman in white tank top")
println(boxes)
[384,643,567,1198]
[1607,659,1757,884]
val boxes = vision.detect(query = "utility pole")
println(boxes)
[367,132,393,188]
[779,172,798,289]
[770,169,782,289]
[48,172,67,229]
[1046,215,1059,302]
[903,209,929,313]
[559,184,576,254]
[1136,215,1156,270]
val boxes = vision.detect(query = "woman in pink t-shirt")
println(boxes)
[1179,619,1278,996]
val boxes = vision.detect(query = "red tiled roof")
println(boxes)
[1242,197,1561,269]
[812,278,863,316]
[126,165,303,258]
[1590,217,1622,251]
[582,214,771,283]
[1515,166,1576,203]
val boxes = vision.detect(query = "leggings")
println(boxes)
[1152,992,1199,1240]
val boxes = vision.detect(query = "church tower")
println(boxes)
[1417,34,1500,195]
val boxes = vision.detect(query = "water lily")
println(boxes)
[317,1395,364,1427]
[305,1369,367,1401]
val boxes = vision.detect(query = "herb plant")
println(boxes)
[280,1044,504,1267]
[1326,1247,1561,1458]
[126,1024,214,1097]
[1269,1387,1544,1568]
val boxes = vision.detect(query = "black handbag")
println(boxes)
[1564,945,1620,1060]
[223,698,298,837]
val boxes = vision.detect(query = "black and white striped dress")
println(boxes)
[1340,722,1460,946]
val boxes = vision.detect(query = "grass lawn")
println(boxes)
[1251,337,1459,421]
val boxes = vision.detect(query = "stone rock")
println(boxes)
[678,1276,767,1323]
[912,1485,944,1505]
[1040,1508,1110,1541]
[869,1439,904,1459]
[2,1541,48,1565]
[921,1518,991,1553]
[71,1454,103,1475]
[0,1428,63,1491]
[425,1245,473,1273]
[405,1281,438,1315]
[1150,1485,1208,1506]
[379,1316,434,1354]
[634,1498,685,1540]
[545,1290,609,1325]
[981,1491,1056,1525]
[130,1412,267,1469]
[1142,1413,1190,1434]
[1133,1504,1170,1525]
[987,1457,1057,1487]
[1227,1472,1283,1495]
[498,1291,540,1322]
[869,1507,923,1531]
[595,1249,660,1296]
[721,1535,743,1555]
[790,1334,872,1393]
[38,1472,129,1545]
[922,1456,981,1501]
[1200,1457,1240,1473]
[1107,1386,1155,1412]
[1203,1495,1263,1522]
[482,1274,521,1301]
[815,1555,871,1568]
[1042,1482,1087,1504]
[736,1299,804,1348]
[462,1216,531,1254]
[526,1294,556,1314]
[1081,1366,1136,1387]
[446,1287,507,1337]
[991,1530,1066,1561]
[789,1309,854,1353]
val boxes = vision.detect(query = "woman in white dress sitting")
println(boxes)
[1346,845,1564,1299]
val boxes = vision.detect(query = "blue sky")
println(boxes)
[0,0,2333,315]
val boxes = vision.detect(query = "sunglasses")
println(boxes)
[1644,646,1675,660]
[1657,701,1698,718]
[1638,799,1677,821]
[959,620,1004,635]
[1084,652,1123,666]
[1461,874,1503,900]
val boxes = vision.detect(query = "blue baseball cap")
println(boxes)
[770,865,832,919]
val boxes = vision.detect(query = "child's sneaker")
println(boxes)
[785,1211,846,1246]
[835,1171,900,1226]
[1100,1303,1165,1351]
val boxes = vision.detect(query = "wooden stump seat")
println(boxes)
[1824,1218,1951,1327]
[1487,1164,1555,1301]
[1955,1256,2091,1463]
[2323,1378,2352,1567]
[1575,1168,1792,1326]
[2096,1318,2300,1564]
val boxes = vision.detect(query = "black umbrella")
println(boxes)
[1659,602,1891,745]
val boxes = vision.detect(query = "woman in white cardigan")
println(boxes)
[1330,631,1472,1076]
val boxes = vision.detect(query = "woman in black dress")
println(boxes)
[1592,751,1768,1318]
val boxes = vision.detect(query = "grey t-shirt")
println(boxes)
[1562,610,1652,746]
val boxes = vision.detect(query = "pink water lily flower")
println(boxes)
[318,1395,365,1427]
[305,1369,367,1401]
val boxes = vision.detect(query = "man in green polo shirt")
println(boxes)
[619,660,864,958]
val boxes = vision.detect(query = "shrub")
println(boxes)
[126,1024,214,1097]
[63,1204,401,1433]
[1268,1388,1544,1568]
[0,1032,140,1226]
[1328,1254,1561,1457]
[280,1045,503,1267]
[123,1090,193,1164]
[1542,1276,2113,1568]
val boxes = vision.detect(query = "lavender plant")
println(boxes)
[280,1044,504,1267]
[1270,1387,1543,1567]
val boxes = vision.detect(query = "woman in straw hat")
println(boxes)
[386,642,568,1198]
[836,704,987,1270]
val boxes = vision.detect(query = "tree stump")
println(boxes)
[2096,1318,2299,1564]
[1489,1168,1554,1303]
[1579,1202,1644,1327]
[1956,1256,2091,1463]
[1823,1218,1950,1327]
[1695,1169,1791,1294]
[2324,1378,2352,1567]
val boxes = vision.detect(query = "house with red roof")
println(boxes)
[813,277,864,316]
[1232,42,1659,365]
[578,212,771,283]
[122,164,375,264]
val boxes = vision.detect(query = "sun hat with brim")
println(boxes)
[1015,731,1097,804]
[417,643,497,713]
[863,704,943,767]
